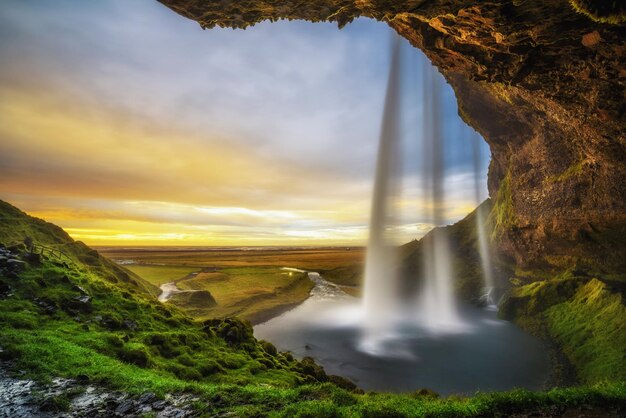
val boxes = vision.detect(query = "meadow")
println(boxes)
[97,247,364,324]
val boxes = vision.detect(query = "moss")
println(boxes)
[545,279,626,382]
[487,82,515,105]
[545,160,584,183]
[118,343,152,368]
[500,276,626,384]
[261,340,278,356]
[488,171,515,240]
[569,0,626,24]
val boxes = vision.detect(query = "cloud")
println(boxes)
[0,0,490,246]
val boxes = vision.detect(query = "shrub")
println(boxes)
[117,343,151,368]
[166,363,202,381]
[198,360,224,377]
[177,353,195,367]
[260,340,278,356]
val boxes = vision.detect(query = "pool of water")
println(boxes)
[254,285,551,395]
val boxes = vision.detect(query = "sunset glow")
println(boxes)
[0,0,488,246]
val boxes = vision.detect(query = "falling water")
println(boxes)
[471,133,496,307]
[256,31,551,392]
[360,34,402,353]
[418,58,461,329]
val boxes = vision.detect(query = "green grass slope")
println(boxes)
[500,276,626,384]
[0,200,159,297]
[1,199,625,416]
[401,199,503,301]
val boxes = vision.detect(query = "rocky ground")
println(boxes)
[0,363,202,418]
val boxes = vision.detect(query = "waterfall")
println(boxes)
[471,132,496,308]
[360,34,402,353]
[362,32,477,353]
[418,57,461,330]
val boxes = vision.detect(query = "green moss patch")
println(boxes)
[501,277,626,384]
[545,279,626,382]
[488,172,515,240]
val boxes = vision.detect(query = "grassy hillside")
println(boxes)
[1,199,625,416]
[173,267,315,324]
[401,199,502,301]
[0,200,159,297]
[500,276,626,384]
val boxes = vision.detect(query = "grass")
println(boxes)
[0,200,159,297]
[569,0,626,25]
[172,266,315,323]
[500,276,626,385]
[545,279,626,383]
[120,264,316,323]
[545,161,584,184]
[97,247,365,271]
[100,248,363,323]
[124,265,200,286]
[0,260,308,391]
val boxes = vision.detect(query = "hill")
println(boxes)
[0,199,624,416]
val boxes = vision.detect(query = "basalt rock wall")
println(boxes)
[158,0,626,273]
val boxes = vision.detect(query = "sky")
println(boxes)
[0,0,490,247]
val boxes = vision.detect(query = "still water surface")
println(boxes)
[255,272,551,395]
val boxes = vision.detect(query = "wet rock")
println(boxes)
[114,399,136,415]
[0,282,11,298]
[152,400,167,411]
[7,244,25,253]
[65,295,92,315]
[0,366,203,417]
[138,392,156,404]
[34,298,58,315]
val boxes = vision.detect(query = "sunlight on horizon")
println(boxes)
[0,0,490,247]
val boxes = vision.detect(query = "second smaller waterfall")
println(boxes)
[471,132,496,308]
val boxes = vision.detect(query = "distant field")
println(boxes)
[97,247,364,323]
[97,247,364,270]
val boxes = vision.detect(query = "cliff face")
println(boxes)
[158,0,626,273]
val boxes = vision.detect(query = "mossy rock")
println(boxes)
[260,340,278,357]
[203,318,255,346]
[117,343,152,368]
[569,0,626,24]
[167,290,217,309]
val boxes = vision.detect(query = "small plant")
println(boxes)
[117,343,152,368]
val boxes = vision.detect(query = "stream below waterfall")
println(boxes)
[254,271,551,395]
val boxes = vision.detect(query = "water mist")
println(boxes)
[360,34,402,353]
[418,58,461,330]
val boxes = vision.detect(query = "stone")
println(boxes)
[115,399,136,415]
[138,392,156,404]
[582,30,601,47]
